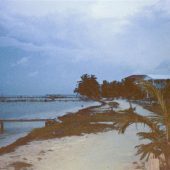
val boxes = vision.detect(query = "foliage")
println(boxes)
[101,78,145,100]
[75,74,146,100]
[121,78,145,100]
[74,74,100,99]
[101,80,123,98]
[112,82,170,169]
[163,79,170,102]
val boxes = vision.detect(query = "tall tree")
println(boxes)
[74,74,100,99]
[101,80,124,98]
[122,78,145,108]
[122,78,145,100]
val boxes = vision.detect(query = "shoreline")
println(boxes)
[0,99,146,170]
[0,100,109,155]
[0,100,101,148]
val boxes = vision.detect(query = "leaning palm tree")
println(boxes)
[112,81,170,169]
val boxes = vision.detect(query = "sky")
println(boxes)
[0,0,170,95]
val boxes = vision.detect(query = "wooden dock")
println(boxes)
[0,118,55,133]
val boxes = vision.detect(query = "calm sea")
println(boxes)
[0,98,100,147]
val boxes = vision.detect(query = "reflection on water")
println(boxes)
[0,100,99,147]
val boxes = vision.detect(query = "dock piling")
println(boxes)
[0,121,4,133]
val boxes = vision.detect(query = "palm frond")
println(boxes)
[135,142,163,160]
[137,131,165,141]
[112,109,160,134]
[148,114,165,127]
[141,81,168,117]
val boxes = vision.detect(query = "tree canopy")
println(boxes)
[75,74,146,100]
[101,78,145,99]
[74,74,100,99]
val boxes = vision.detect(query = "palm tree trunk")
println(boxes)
[164,121,170,169]
[129,100,132,108]
[164,154,170,170]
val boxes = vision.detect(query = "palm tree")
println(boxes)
[74,74,100,99]
[112,81,170,169]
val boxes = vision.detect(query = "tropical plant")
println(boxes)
[164,79,170,103]
[112,81,170,169]
[121,78,145,108]
[74,74,100,99]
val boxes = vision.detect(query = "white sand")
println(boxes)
[0,100,147,170]
[0,131,143,170]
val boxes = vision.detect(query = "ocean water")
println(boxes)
[0,99,100,147]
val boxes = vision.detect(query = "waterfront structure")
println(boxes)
[124,74,170,89]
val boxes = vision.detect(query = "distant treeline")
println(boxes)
[74,74,170,101]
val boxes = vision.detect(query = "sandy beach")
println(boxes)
[0,100,147,170]
[0,130,142,170]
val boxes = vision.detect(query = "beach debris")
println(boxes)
[45,120,57,126]
[8,161,32,170]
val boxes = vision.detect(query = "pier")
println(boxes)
[0,118,55,133]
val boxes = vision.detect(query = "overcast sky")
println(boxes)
[0,0,170,95]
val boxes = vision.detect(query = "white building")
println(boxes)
[124,74,170,89]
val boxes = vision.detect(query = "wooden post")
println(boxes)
[0,121,4,133]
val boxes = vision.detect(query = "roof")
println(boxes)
[125,74,170,81]
[124,75,150,80]
[147,74,170,80]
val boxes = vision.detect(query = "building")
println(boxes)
[124,74,170,89]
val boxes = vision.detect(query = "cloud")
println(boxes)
[0,0,160,49]
[1,1,169,69]
[11,57,29,67]
[28,71,39,77]
[16,57,29,65]
[90,0,158,19]
[0,0,170,94]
